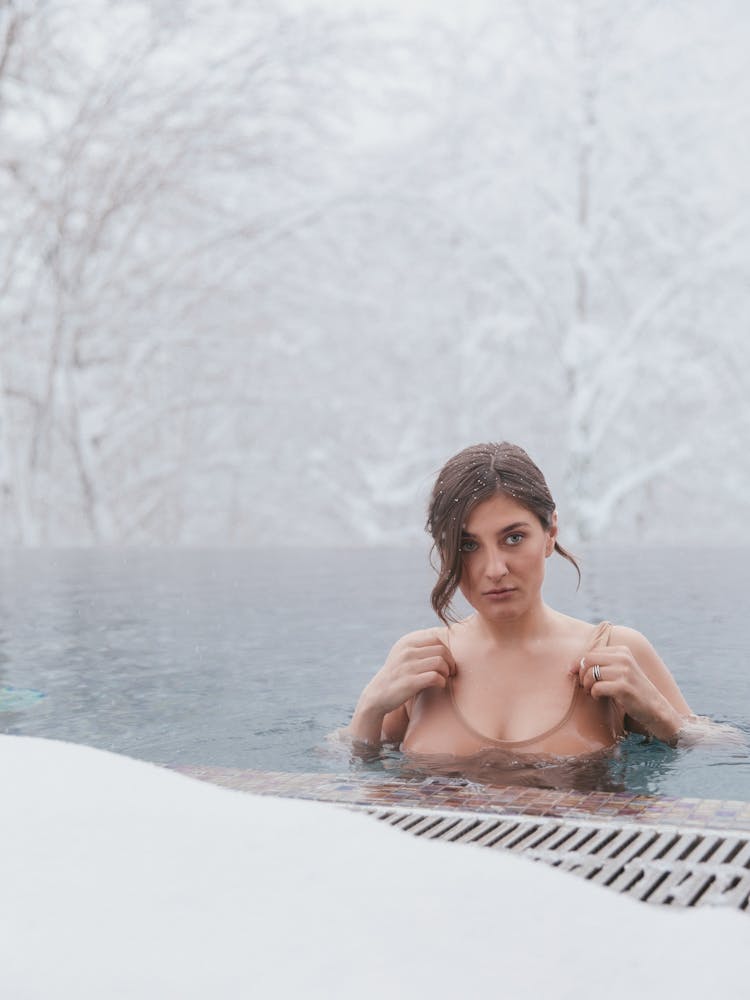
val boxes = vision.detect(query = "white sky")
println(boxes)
[286,0,497,24]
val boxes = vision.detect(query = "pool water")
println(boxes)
[0,548,748,800]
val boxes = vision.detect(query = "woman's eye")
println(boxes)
[505,534,524,546]
[460,539,478,552]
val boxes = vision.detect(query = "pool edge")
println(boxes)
[170,765,750,835]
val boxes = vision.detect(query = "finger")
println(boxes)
[412,640,457,676]
[411,644,446,661]
[586,646,624,667]
[408,634,449,649]
[436,656,457,679]
[586,679,618,701]
[568,655,587,681]
[415,670,447,692]
[570,649,618,681]
[581,663,609,692]
[417,654,452,679]
[435,639,458,677]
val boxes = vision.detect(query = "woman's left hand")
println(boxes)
[569,644,685,743]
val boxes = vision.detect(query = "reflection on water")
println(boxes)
[325,726,750,798]
[0,687,46,712]
[397,746,629,793]
[341,738,643,795]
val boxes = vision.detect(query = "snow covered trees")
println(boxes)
[1,0,357,542]
[2,0,749,545]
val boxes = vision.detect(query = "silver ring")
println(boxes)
[592,664,601,682]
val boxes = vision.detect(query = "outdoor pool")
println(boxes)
[0,547,747,801]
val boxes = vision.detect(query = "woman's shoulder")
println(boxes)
[607,622,652,649]
[553,613,649,645]
[550,612,613,642]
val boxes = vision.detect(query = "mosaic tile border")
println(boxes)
[172,766,750,834]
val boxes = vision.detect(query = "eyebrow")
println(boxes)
[461,522,531,537]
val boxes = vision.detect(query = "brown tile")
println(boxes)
[171,766,750,834]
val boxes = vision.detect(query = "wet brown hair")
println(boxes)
[426,442,580,623]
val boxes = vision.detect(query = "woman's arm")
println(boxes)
[613,626,693,740]
[341,629,455,746]
[572,626,692,743]
[609,635,746,746]
[345,700,410,746]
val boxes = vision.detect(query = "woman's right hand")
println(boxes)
[361,629,457,716]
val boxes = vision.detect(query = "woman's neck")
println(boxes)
[471,601,558,647]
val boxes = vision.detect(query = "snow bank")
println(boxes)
[0,735,747,999]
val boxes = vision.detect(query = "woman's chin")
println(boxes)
[473,595,528,620]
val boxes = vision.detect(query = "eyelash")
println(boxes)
[460,533,524,552]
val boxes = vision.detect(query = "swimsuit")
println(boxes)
[402,620,623,758]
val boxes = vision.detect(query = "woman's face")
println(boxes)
[457,492,557,620]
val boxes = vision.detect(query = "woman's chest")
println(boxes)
[401,672,621,758]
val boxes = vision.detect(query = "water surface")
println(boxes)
[0,548,747,800]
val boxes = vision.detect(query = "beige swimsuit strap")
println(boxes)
[586,620,613,650]
[445,621,612,749]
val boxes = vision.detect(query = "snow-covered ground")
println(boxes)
[1,735,747,999]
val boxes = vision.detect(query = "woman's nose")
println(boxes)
[485,549,509,579]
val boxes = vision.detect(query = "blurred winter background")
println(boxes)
[1,0,748,548]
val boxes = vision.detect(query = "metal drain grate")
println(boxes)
[355,805,750,910]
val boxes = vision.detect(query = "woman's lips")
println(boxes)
[483,588,516,598]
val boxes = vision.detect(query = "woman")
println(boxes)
[345,442,694,758]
